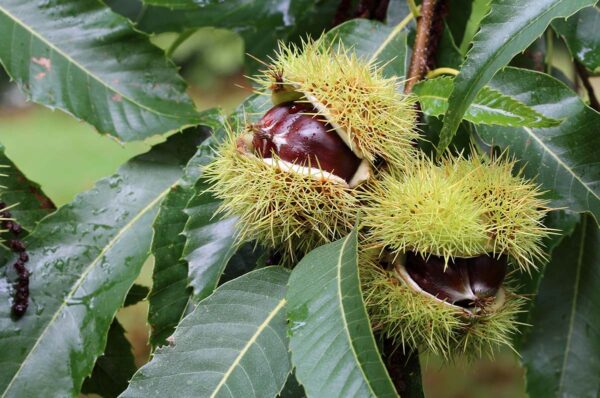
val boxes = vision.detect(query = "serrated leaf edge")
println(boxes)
[335,232,397,398]
[438,0,595,154]
[523,126,600,211]
[1,183,174,396]
[557,215,586,395]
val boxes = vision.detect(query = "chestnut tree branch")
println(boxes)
[404,0,438,93]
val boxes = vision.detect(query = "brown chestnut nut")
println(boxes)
[251,102,362,183]
[404,252,507,309]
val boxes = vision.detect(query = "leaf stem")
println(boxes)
[407,0,420,18]
[426,67,460,78]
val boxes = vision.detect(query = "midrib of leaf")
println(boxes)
[557,215,586,395]
[336,235,382,398]
[368,10,412,62]
[421,93,537,119]
[1,183,175,396]
[523,127,600,205]
[462,0,563,102]
[0,4,182,120]
[209,298,287,398]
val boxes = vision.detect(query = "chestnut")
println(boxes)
[404,252,507,309]
[251,102,362,183]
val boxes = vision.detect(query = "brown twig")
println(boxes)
[404,0,438,93]
[575,61,600,112]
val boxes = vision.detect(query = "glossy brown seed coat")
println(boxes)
[252,102,361,182]
[404,252,508,308]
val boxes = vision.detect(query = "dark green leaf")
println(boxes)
[552,5,600,72]
[219,242,265,285]
[0,131,202,397]
[181,97,266,302]
[122,266,291,398]
[0,0,200,141]
[125,1,338,72]
[287,231,398,398]
[514,210,581,344]
[325,19,409,81]
[443,0,473,46]
[82,320,137,398]
[0,142,54,233]
[520,214,600,397]
[438,0,596,154]
[148,119,217,348]
[414,76,561,128]
[458,0,492,55]
[124,284,149,307]
[435,22,463,70]
[182,178,238,302]
[477,67,600,222]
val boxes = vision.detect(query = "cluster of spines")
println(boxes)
[208,37,549,360]
[362,157,489,261]
[445,154,552,269]
[252,39,419,167]
[360,251,524,359]
[363,152,552,270]
[204,129,358,264]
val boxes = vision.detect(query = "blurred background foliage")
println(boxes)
[1,11,597,397]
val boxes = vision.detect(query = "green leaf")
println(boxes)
[122,266,291,398]
[181,98,266,302]
[438,0,596,154]
[552,5,600,72]
[459,0,491,55]
[414,76,561,128]
[219,242,265,284]
[0,0,200,141]
[121,0,338,72]
[435,22,464,70]
[324,19,409,81]
[442,0,472,45]
[287,231,398,398]
[513,210,581,344]
[0,143,54,233]
[182,178,238,302]
[148,121,216,348]
[477,67,600,222]
[520,214,600,397]
[123,284,150,307]
[0,131,202,397]
[82,320,137,398]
